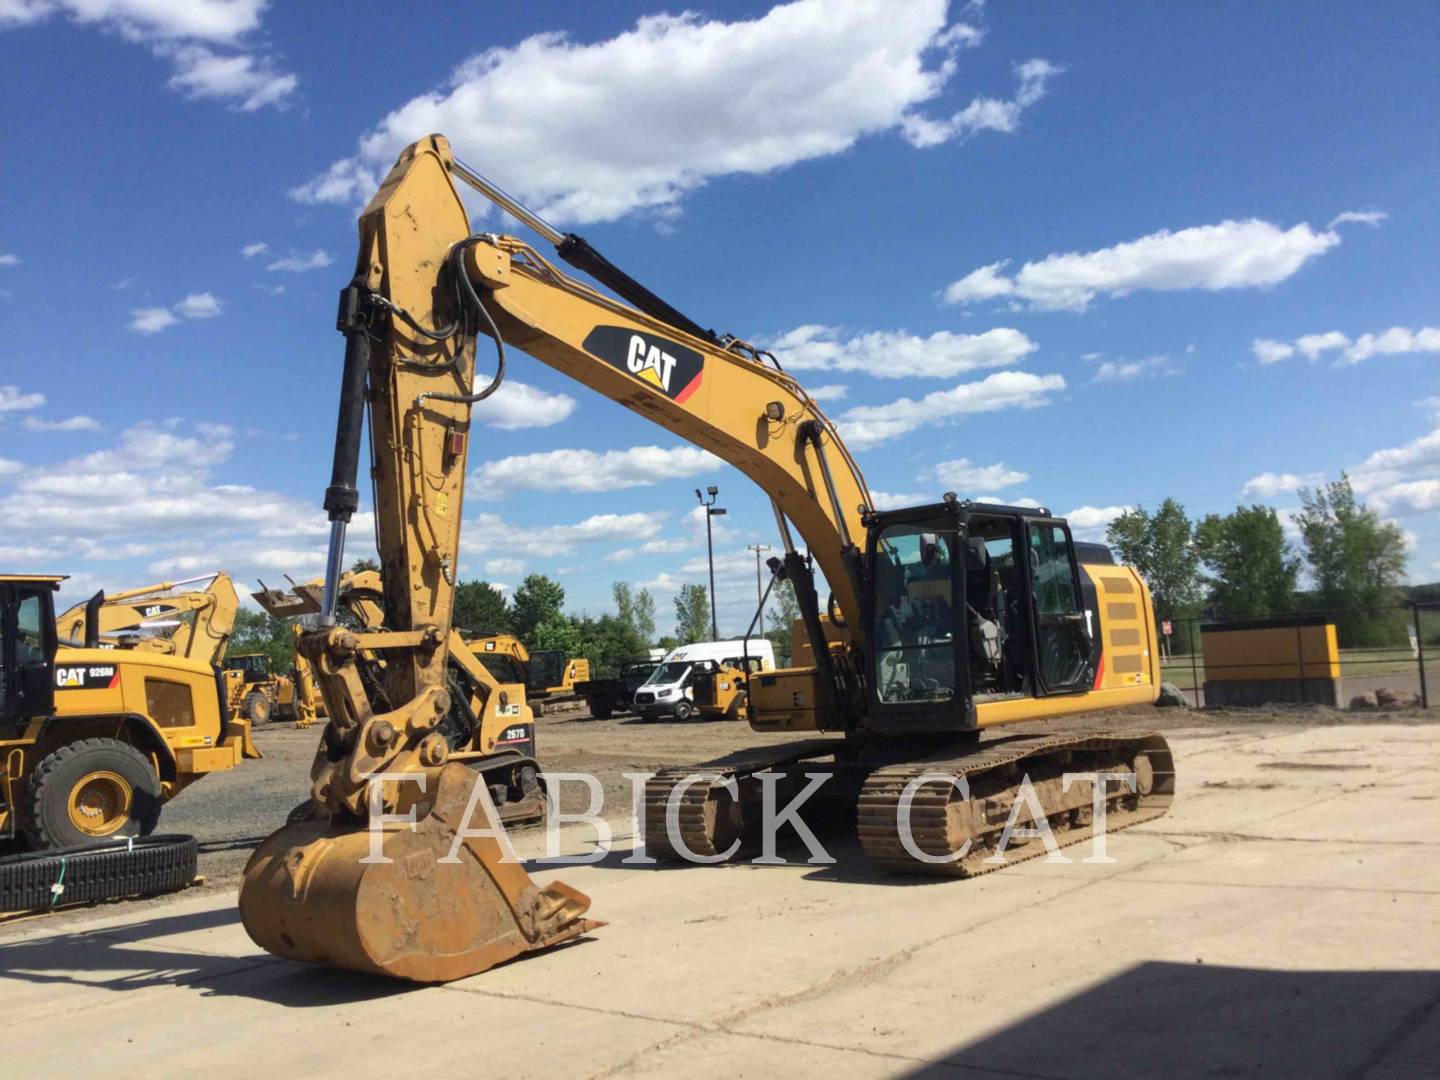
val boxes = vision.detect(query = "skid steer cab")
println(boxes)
[1,575,260,850]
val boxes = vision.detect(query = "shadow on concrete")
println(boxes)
[0,903,411,1007]
[897,962,1440,1079]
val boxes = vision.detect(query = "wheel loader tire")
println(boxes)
[0,835,196,913]
[243,690,272,724]
[673,700,695,722]
[21,738,163,851]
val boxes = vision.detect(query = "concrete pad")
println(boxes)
[2,721,1437,1078]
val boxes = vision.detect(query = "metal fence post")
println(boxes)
[1190,618,1201,708]
[1415,603,1429,709]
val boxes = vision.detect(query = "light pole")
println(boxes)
[696,486,724,639]
[747,543,772,635]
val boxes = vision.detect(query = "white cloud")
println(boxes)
[1349,427,1440,514]
[483,557,526,577]
[1327,209,1387,229]
[837,370,1066,448]
[0,252,18,266]
[1,1,295,111]
[266,250,331,273]
[241,241,268,258]
[1252,338,1295,365]
[470,445,721,499]
[943,261,1013,305]
[770,324,1036,378]
[0,385,45,412]
[901,57,1061,147]
[165,43,295,111]
[21,414,100,432]
[0,457,22,476]
[1342,326,1440,365]
[1296,331,1349,360]
[806,383,849,402]
[1252,326,1439,366]
[470,381,576,430]
[129,291,223,332]
[1092,355,1171,382]
[1063,504,1131,543]
[173,292,222,319]
[463,510,665,557]
[129,306,179,334]
[1241,471,1322,499]
[931,458,1028,489]
[291,1,1048,223]
[869,489,929,510]
[0,420,359,589]
[946,218,1346,313]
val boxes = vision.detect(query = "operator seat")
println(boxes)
[965,538,1005,673]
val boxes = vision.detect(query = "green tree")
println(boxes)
[512,574,566,646]
[349,557,380,573]
[1297,475,1408,646]
[634,587,657,643]
[572,610,646,677]
[1195,505,1299,617]
[765,577,802,665]
[1108,499,1202,650]
[529,613,582,657]
[673,583,711,644]
[229,608,295,671]
[454,579,511,635]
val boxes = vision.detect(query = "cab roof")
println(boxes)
[1,574,67,584]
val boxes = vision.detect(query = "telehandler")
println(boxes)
[2,575,260,849]
[240,135,1172,983]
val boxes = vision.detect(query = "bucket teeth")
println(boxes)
[239,762,601,983]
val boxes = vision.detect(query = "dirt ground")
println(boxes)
[39,698,1438,909]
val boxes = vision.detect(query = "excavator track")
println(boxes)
[857,731,1174,876]
[642,732,1174,874]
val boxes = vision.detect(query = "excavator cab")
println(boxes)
[863,500,1096,734]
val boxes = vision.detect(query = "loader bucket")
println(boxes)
[238,762,601,982]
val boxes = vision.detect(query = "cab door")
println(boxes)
[1025,521,1094,694]
[1,583,57,723]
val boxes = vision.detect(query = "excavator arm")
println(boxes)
[54,572,238,663]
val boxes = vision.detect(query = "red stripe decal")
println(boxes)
[674,369,704,404]
[1092,650,1105,689]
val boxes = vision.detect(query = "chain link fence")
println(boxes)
[1155,603,1437,709]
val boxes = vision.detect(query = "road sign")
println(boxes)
[1162,620,1173,636]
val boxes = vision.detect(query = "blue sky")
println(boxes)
[1,0,1436,635]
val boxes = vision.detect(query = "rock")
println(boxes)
[1349,692,1378,711]
[1375,686,1421,710]
[1157,681,1191,708]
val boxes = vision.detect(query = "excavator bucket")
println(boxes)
[239,762,601,983]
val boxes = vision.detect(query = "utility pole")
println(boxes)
[747,543,772,635]
[696,486,725,639]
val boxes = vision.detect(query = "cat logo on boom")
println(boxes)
[581,325,705,404]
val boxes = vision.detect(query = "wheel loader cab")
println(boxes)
[863,502,1095,735]
[1,576,60,725]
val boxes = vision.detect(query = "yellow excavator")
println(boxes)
[240,135,1172,983]
[55,572,239,662]
[468,634,590,714]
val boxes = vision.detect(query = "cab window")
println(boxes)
[871,523,957,705]
[15,593,43,665]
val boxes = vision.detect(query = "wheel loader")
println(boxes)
[239,135,1173,984]
[2,575,260,850]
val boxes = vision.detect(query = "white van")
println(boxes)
[633,639,776,721]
